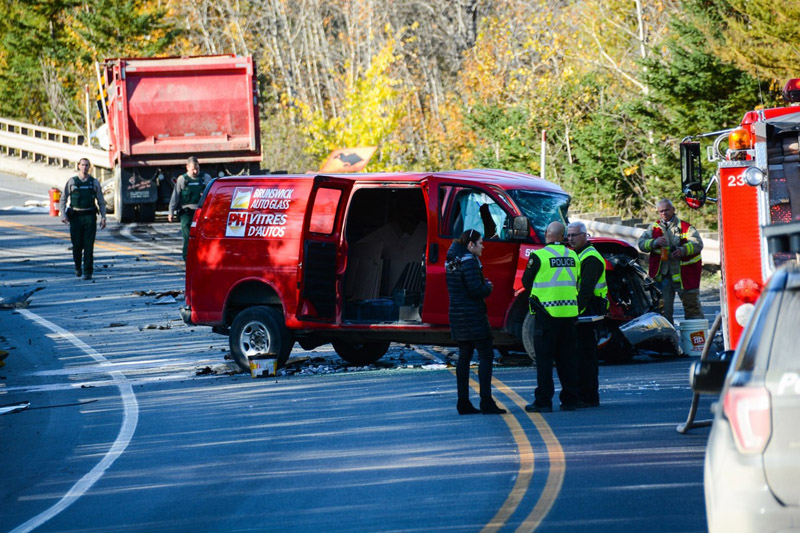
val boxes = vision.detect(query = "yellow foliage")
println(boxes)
[297,34,409,171]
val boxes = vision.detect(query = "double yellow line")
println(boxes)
[482,375,565,532]
[3,217,566,530]
[422,344,565,532]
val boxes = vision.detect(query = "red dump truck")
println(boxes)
[99,55,262,223]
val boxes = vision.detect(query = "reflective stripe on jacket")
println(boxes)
[530,244,580,318]
[578,245,608,313]
[645,220,702,290]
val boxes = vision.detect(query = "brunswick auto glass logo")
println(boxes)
[226,186,293,238]
[230,187,253,210]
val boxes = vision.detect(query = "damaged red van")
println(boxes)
[181,169,660,371]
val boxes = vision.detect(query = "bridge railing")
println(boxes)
[576,217,720,266]
[0,117,110,170]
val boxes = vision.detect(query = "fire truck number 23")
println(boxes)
[727,175,747,187]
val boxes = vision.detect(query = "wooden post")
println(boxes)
[85,85,92,147]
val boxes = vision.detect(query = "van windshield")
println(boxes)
[506,190,570,241]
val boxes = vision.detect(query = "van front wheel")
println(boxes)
[229,306,293,372]
[332,341,390,365]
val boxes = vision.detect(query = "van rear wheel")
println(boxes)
[332,341,390,365]
[229,306,293,372]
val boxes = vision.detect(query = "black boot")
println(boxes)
[457,399,480,415]
[480,399,507,415]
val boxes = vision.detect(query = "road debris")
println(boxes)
[139,323,172,330]
[0,287,44,309]
[0,402,30,415]
[151,295,177,305]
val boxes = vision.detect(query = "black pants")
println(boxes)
[70,213,97,275]
[577,322,599,405]
[456,338,494,402]
[532,313,580,408]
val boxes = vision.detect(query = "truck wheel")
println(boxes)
[119,202,135,224]
[521,313,536,363]
[332,341,390,365]
[229,306,293,372]
[140,202,156,223]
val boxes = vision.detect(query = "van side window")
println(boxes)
[439,186,508,240]
[309,187,342,235]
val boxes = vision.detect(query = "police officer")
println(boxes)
[522,221,582,412]
[169,156,210,261]
[60,158,107,280]
[637,199,704,324]
[566,221,607,407]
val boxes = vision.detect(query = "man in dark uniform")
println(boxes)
[59,158,107,280]
[567,221,608,407]
[169,156,210,261]
[521,221,582,413]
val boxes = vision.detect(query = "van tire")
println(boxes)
[332,341,390,365]
[140,202,156,223]
[119,202,135,224]
[521,313,536,363]
[229,306,293,372]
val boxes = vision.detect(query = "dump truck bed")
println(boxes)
[104,55,261,166]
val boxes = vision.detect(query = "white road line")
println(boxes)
[11,309,139,533]
[119,223,181,255]
[0,186,48,198]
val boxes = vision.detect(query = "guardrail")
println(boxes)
[0,116,721,265]
[576,218,720,266]
[0,117,109,170]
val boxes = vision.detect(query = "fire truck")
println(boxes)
[680,79,800,349]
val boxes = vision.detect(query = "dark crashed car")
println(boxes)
[590,238,678,362]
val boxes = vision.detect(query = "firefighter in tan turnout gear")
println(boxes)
[638,199,704,324]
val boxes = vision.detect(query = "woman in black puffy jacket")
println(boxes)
[445,229,506,415]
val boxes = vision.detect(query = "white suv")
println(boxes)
[692,261,800,532]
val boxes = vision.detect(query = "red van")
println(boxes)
[182,169,656,371]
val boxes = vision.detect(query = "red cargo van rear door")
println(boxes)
[297,176,355,321]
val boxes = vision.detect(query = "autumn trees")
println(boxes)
[0,0,795,220]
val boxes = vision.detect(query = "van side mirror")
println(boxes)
[689,350,734,395]
[680,142,704,209]
[510,216,530,240]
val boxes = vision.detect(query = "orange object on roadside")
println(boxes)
[48,188,61,217]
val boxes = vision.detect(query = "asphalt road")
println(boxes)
[1,173,717,532]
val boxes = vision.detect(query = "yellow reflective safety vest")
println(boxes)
[578,245,608,312]
[529,244,580,318]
